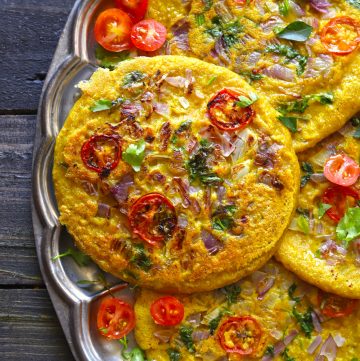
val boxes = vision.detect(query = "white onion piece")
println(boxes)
[231,138,246,162]
[270,329,283,340]
[333,334,345,347]
[194,89,205,99]
[266,1,278,12]
[165,76,187,88]
[308,335,323,354]
[179,96,190,109]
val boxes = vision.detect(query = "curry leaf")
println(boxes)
[90,99,113,112]
[122,140,146,172]
[336,207,360,245]
[52,248,91,267]
[318,202,332,219]
[276,21,313,42]
[279,116,298,132]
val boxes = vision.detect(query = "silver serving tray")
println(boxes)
[31,1,139,360]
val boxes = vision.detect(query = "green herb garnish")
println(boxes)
[195,13,206,26]
[318,202,332,219]
[179,325,195,352]
[90,99,113,112]
[282,347,296,361]
[122,139,146,172]
[119,336,146,361]
[95,46,130,70]
[52,247,91,267]
[297,214,310,234]
[279,116,298,133]
[300,161,314,187]
[288,283,301,303]
[223,284,241,305]
[204,0,213,11]
[209,313,223,335]
[208,76,218,85]
[336,207,360,245]
[279,0,290,16]
[130,243,152,271]
[292,307,314,338]
[346,0,360,9]
[235,92,258,108]
[276,21,313,42]
[167,348,181,361]
[212,205,237,231]
[123,71,147,88]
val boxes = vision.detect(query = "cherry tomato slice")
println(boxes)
[318,291,358,318]
[207,89,256,132]
[218,316,263,355]
[150,296,184,326]
[97,298,136,339]
[321,185,360,223]
[94,8,133,52]
[115,0,148,23]
[320,16,360,56]
[81,134,121,175]
[234,0,253,4]
[324,154,360,187]
[129,193,177,246]
[131,20,167,52]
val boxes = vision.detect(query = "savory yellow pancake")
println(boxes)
[53,55,299,293]
[147,0,360,152]
[276,119,360,299]
[134,259,360,361]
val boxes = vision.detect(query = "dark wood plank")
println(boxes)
[0,115,43,285]
[0,289,75,360]
[0,0,76,112]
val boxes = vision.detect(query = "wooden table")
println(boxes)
[0,1,76,359]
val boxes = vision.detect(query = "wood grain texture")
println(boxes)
[0,0,76,111]
[0,289,75,360]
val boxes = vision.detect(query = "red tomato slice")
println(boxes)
[115,0,148,23]
[218,316,263,355]
[97,298,136,339]
[207,89,256,132]
[150,296,184,326]
[234,0,253,4]
[81,134,121,175]
[321,16,360,56]
[324,154,360,187]
[321,185,360,223]
[129,193,177,246]
[131,20,167,52]
[94,8,133,52]
[318,291,358,318]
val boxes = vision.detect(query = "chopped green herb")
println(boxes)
[352,116,360,138]
[52,247,91,267]
[297,214,310,234]
[282,347,296,361]
[90,99,113,112]
[179,325,195,353]
[351,358,360,361]
[176,120,192,134]
[203,0,213,11]
[130,243,152,271]
[223,284,241,305]
[122,139,146,172]
[98,327,109,334]
[239,70,264,83]
[208,76,218,85]
[346,0,360,9]
[76,273,112,291]
[292,307,314,338]
[265,43,307,76]
[288,283,301,303]
[300,161,314,187]
[279,0,290,16]
[336,207,360,246]
[235,92,258,108]
[119,336,146,361]
[209,313,223,335]
[276,21,313,42]
[314,249,322,258]
[195,13,206,26]
[123,71,147,88]
[265,345,275,357]
[279,116,298,133]
[95,46,130,70]
[212,205,237,231]
[167,348,181,361]
[318,202,332,219]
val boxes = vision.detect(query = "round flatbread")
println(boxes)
[134,259,360,360]
[276,119,360,299]
[53,55,299,293]
[148,0,360,152]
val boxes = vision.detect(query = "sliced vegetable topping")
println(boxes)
[115,0,148,23]
[318,291,358,318]
[129,193,177,246]
[276,21,313,42]
[321,185,360,223]
[150,296,185,326]
[324,154,360,186]
[320,16,360,55]
[81,134,121,175]
[336,207,360,244]
[94,9,133,52]
[131,19,167,51]
[207,89,256,131]
[218,316,263,355]
[97,298,136,339]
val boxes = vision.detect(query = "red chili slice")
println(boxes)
[318,291,358,318]
[320,16,360,56]
[81,134,121,175]
[321,185,360,223]
[150,296,184,326]
[218,316,263,355]
[129,193,177,246]
[207,89,256,131]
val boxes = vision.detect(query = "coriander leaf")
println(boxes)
[300,161,314,187]
[209,313,223,335]
[119,336,146,361]
[279,116,298,132]
[292,307,314,338]
[236,92,258,108]
[122,140,146,172]
[279,0,290,16]
[346,0,360,9]
[130,243,152,271]
[318,202,332,219]
[212,205,237,231]
[208,76,218,85]
[223,284,241,305]
[195,13,205,26]
[282,347,296,361]
[276,21,313,42]
[297,215,310,234]
[123,71,147,88]
[336,207,360,245]
[52,248,91,267]
[179,325,195,352]
[239,70,264,82]
[90,99,113,112]
[288,283,301,303]
[167,348,181,361]
[95,46,130,70]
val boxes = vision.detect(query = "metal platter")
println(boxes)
[31,1,138,360]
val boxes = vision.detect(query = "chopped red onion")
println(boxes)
[311,311,322,333]
[110,174,134,203]
[187,313,202,326]
[284,329,299,346]
[82,181,98,196]
[309,0,331,13]
[256,276,275,300]
[171,19,190,51]
[178,214,188,229]
[201,230,223,255]
[263,64,295,82]
[273,340,286,356]
[290,0,305,15]
[141,91,154,102]
[216,186,226,203]
[214,37,231,65]
[260,16,284,33]
[192,330,210,342]
[153,330,173,343]
[173,177,191,208]
[247,51,261,66]
[165,76,187,88]
[96,203,111,219]
[333,334,345,347]
[353,239,360,265]
[308,335,323,354]
[310,173,327,183]
[305,54,333,78]
[153,102,170,116]
[316,334,337,361]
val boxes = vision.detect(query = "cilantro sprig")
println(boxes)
[52,247,91,267]
[122,140,146,172]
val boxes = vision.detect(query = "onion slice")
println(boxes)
[308,335,323,354]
